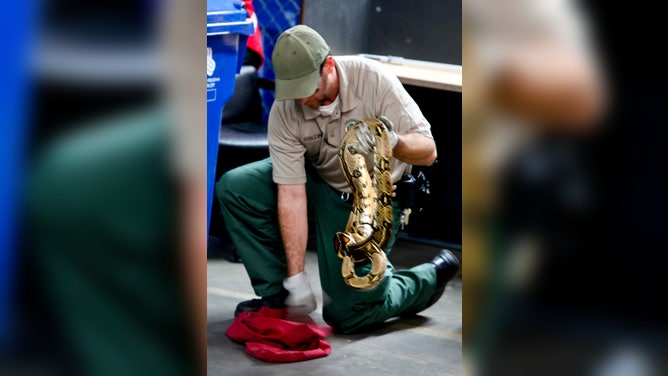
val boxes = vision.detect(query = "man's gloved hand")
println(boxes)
[353,121,376,154]
[282,271,317,317]
[378,116,399,149]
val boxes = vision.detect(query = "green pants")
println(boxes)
[215,157,439,333]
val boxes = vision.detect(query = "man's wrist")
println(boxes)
[284,271,308,288]
[390,131,399,149]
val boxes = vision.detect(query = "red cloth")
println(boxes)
[225,307,333,362]
[242,0,265,67]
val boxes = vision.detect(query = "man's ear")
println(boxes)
[323,55,334,73]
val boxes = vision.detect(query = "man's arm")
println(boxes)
[277,183,308,276]
[393,133,438,166]
[377,116,438,166]
[277,183,317,315]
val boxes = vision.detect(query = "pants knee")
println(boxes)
[215,162,273,210]
[215,168,241,207]
[323,301,383,334]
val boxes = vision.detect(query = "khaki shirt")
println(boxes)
[267,55,433,192]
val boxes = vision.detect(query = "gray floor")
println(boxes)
[207,239,462,376]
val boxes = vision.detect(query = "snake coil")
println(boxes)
[333,118,394,290]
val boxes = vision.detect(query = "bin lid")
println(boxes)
[207,0,254,36]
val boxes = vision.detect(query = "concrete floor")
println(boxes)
[207,238,462,375]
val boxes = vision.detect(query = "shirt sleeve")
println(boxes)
[372,62,434,139]
[267,103,308,185]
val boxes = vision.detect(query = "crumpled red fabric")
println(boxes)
[225,306,333,362]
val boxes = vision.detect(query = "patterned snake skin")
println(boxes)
[334,118,394,290]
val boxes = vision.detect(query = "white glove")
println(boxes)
[282,271,317,316]
[378,116,399,148]
[353,121,376,154]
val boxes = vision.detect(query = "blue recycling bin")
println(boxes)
[207,0,254,232]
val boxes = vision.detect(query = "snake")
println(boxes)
[333,118,394,291]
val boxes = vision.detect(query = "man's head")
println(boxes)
[272,25,330,101]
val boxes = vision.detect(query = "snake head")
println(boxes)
[334,232,354,258]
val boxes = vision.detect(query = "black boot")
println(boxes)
[425,249,460,309]
[234,289,289,317]
[402,249,460,317]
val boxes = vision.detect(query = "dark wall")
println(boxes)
[301,0,461,65]
[402,86,462,249]
[300,0,372,56]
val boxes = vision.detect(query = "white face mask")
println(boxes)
[318,95,339,116]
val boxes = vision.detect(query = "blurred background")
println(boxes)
[1,0,206,375]
[463,0,668,375]
[1,0,668,375]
